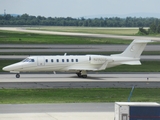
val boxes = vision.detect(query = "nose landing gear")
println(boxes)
[16,73,20,78]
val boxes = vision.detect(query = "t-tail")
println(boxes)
[111,39,153,65]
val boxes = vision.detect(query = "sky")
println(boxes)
[0,0,160,18]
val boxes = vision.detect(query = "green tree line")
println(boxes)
[0,13,160,27]
[138,20,160,35]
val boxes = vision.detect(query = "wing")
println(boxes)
[67,61,109,71]
[68,68,98,71]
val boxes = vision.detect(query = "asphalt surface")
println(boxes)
[0,103,114,113]
[0,45,160,53]
[0,74,160,88]
[0,103,114,120]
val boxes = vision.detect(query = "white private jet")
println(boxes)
[2,39,153,78]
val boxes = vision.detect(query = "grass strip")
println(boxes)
[29,26,160,37]
[0,30,159,44]
[28,27,139,35]
[0,30,131,44]
[0,88,160,104]
[1,27,160,44]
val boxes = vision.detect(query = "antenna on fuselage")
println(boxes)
[64,53,67,56]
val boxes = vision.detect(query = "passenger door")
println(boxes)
[37,57,45,66]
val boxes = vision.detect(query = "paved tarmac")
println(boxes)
[0,103,114,120]
[0,112,114,120]
[0,103,114,113]
[0,73,160,88]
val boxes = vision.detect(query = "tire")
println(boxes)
[77,73,82,77]
[16,74,20,78]
[82,75,87,78]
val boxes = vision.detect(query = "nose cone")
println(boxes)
[2,66,9,71]
[2,66,12,71]
[2,63,22,72]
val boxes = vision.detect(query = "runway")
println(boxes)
[0,73,160,88]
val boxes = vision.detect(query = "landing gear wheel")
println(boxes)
[77,73,82,77]
[16,74,20,78]
[82,75,87,78]
[76,71,87,78]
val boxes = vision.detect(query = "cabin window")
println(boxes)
[71,59,74,62]
[31,59,35,62]
[57,59,59,62]
[76,59,78,62]
[46,59,48,62]
[62,59,64,62]
[51,59,53,62]
[67,59,69,62]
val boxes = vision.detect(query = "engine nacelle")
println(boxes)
[90,55,107,64]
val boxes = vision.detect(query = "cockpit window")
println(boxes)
[22,58,35,62]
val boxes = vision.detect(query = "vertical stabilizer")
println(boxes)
[112,39,153,58]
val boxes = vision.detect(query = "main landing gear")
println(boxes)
[76,71,87,78]
[16,73,20,78]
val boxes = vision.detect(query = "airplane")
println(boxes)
[2,39,153,78]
